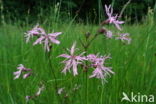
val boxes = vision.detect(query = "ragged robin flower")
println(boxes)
[13,64,32,80]
[104,5,124,30]
[25,24,46,43]
[59,42,86,76]
[87,54,114,80]
[33,31,62,52]
[116,33,131,44]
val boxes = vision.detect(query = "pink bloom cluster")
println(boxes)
[13,64,32,80]
[25,24,62,52]
[59,43,114,80]
[59,42,86,76]
[87,54,114,79]
[33,32,62,52]
[116,33,131,44]
[25,24,45,43]
[105,5,124,30]
[105,30,113,39]
[100,5,131,44]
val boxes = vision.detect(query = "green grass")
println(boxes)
[0,22,156,104]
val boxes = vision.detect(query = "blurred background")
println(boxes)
[0,0,156,25]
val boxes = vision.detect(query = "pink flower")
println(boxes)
[26,84,45,102]
[23,72,32,79]
[59,42,86,76]
[98,27,113,38]
[116,33,131,44]
[25,24,46,43]
[87,54,114,80]
[105,5,124,30]
[33,32,62,52]
[35,85,45,96]
[87,54,98,63]
[105,30,113,38]
[13,64,32,80]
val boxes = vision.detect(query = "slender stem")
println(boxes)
[80,32,100,104]
[47,52,58,89]
[85,52,88,104]
[118,0,131,19]
[86,34,99,49]
[83,34,99,104]
[46,49,62,103]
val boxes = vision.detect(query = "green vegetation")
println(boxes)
[0,0,156,104]
[0,18,156,103]
[0,0,156,23]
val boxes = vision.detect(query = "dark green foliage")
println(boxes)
[0,0,156,23]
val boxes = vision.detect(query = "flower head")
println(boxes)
[105,5,124,30]
[57,87,65,95]
[33,32,62,52]
[98,27,113,38]
[116,33,131,44]
[25,24,46,43]
[13,64,32,80]
[25,96,31,102]
[87,54,114,80]
[105,30,113,38]
[59,42,86,76]
[36,85,45,96]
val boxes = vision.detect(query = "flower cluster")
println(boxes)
[59,42,86,76]
[13,64,32,80]
[100,5,131,44]
[12,3,133,102]
[25,24,45,43]
[25,24,62,52]
[13,24,62,102]
[116,33,131,44]
[59,43,114,80]
[33,32,62,52]
[105,5,124,30]
[87,54,114,79]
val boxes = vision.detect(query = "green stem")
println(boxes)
[46,50,62,103]
[84,50,88,104]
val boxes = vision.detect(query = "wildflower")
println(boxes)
[87,54,114,80]
[58,87,65,95]
[35,85,45,96]
[104,5,124,30]
[25,96,31,102]
[98,28,113,38]
[25,24,46,43]
[33,32,62,52]
[105,30,113,38]
[23,72,32,79]
[13,64,32,80]
[87,54,98,63]
[25,85,45,102]
[116,33,131,44]
[59,42,86,76]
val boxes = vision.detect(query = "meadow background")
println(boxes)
[0,0,156,104]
